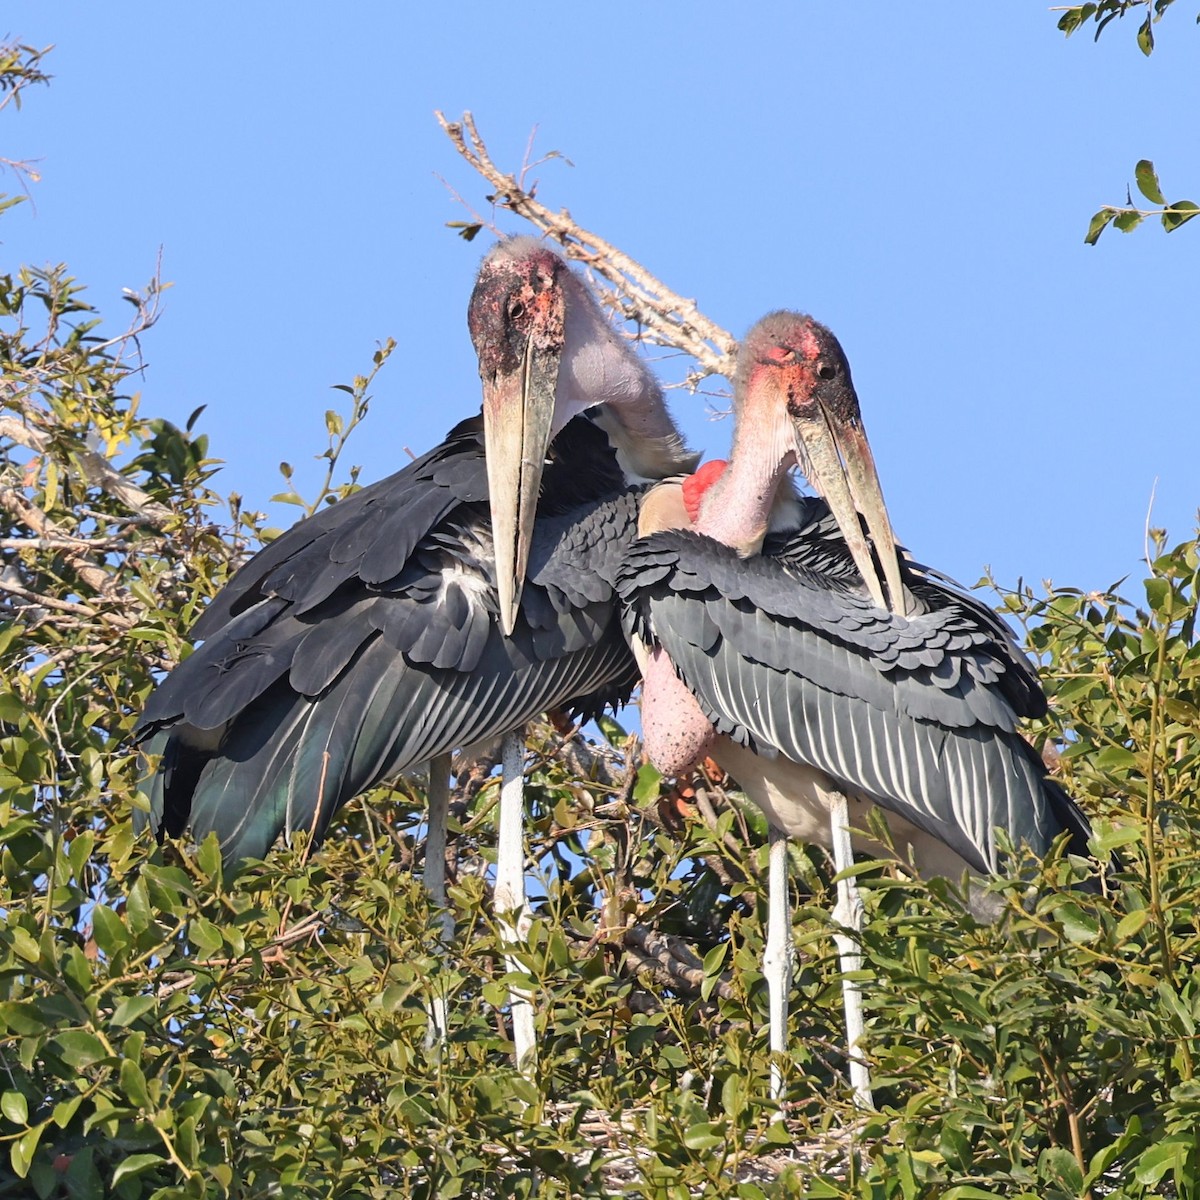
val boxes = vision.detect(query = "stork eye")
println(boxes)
[817,363,837,381]
[509,300,526,321]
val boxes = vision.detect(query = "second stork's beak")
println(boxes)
[791,392,910,618]
[483,334,562,636]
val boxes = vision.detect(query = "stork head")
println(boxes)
[469,236,691,633]
[468,239,570,634]
[735,312,907,614]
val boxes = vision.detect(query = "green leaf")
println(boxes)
[595,713,626,744]
[9,1123,44,1179]
[111,1153,164,1187]
[1163,199,1200,232]
[90,904,129,956]
[10,926,41,963]
[682,1120,725,1151]
[125,878,152,935]
[1056,901,1100,943]
[1095,745,1138,770]
[1113,209,1143,234]
[119,1058,151,1108]
[1,1089,28,1124]
[1156,979,1196,1036]
[110,994,156,1028]
[1039,1146,1083,1194]
[1135,160,1166,205]
[53,1030,107,1070]
[188,916,224,957]
[1085,1116,1142,1188]
[1084,207,1117,245]
[51,1094,82,1129]
[1145,576,1171,613]
[633,763,662,804]
[721,1071,747,1120]
[701,941,728,1001]
[1135,1137,1188,1186]
[1115,908,1149,941]
[0,1002,48,1036]
[702,941,728,976]
[1137,15,1154,54]
[196,832,223,882]
[447,220,483,242]
[1057,4,1097,36]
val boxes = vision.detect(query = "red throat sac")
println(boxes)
[682,459,728,524]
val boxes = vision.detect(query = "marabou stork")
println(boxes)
[136,238,698,1063]
[614,312,1092,1106]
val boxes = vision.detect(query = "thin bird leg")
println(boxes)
[496,729,537,1076]
[422,753,454,1051]
[763,824,792,1108]
[828,790,874,1109]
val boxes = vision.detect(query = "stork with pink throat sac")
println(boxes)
[618,312,1092,1109]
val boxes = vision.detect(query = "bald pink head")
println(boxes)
[734,311,859,432]
[715,311,908,614]
[468,237,569,384]
[469,237,697,631]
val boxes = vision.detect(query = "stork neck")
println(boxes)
[560,278,697,482]
[697,416,794,555]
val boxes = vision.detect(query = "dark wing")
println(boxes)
[138,415,640,864]
[619,521,1089,874]
[770,497,1047,720]
[188,416,489,638]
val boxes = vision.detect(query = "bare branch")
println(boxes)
[0,575,96,618]
[0,534,129,552]
[620,925,735,1001]
[0,411,174,527]
[436,111,737,390]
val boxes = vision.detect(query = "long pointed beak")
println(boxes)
[792,407,910,618]
[483,339,560,636]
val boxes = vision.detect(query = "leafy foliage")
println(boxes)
[1084,160,1199,245]
[1057,6,1197,241]
[1,38,1198,1200]
[1055,1,1191,56]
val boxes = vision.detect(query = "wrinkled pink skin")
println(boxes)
[638,464,730,777]
[640,645,717,777]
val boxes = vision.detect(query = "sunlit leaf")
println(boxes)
[1137,15,1154,53]
[1162,199,1200,232]
[1084,207,1117,245]
[1135,159,1166,205]
[1114,209,1143,233]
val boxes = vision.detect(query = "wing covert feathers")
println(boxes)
[138,415,640,864]
[618,521,1089,874]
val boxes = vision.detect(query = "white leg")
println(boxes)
[422,753,454,1051]
[762,825,792,1107]
[496,729,537,1075]
[828,791,873,1109]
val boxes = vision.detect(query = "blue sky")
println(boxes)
[5,4,1197,598]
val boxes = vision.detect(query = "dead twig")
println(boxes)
[436,111,737,390]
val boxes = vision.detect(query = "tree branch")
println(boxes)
[0,411,174,528]
[436,111,737,391]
